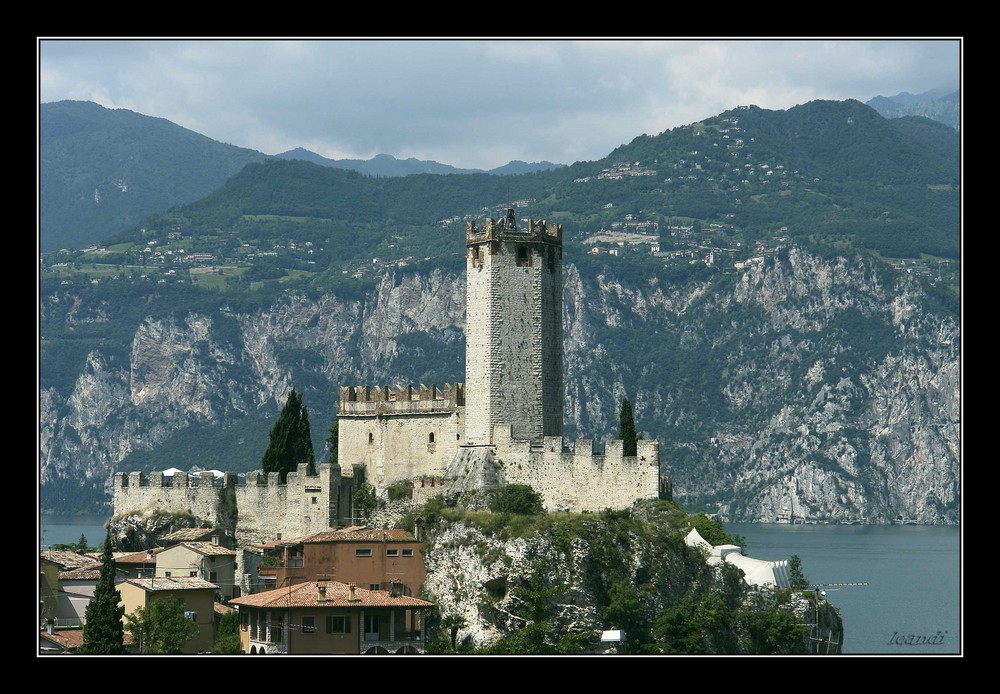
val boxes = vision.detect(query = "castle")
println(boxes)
[114,211,667,546]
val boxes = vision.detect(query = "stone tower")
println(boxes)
[464,209,563,445]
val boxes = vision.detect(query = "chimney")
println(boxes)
[46,619,55,635]
[317,584,327,602]
[349,583,358,602]
[211,534,220,546]
[146,549,154,559]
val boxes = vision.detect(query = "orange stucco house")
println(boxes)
[258,526,426,598]
[229,581,433,654]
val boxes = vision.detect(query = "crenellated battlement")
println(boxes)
[466,208,562,247]
[113,463,358,547]
[116,470,240,489]
[489,425,665,512]
[339,383,465,415]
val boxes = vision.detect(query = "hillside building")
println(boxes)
[114,212,667,544]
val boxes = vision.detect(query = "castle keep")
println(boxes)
[114,211,666,543]
[464,210,563,445]
[337,211,664,512]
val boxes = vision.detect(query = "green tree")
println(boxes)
[51,533,96,553]
[490,484,543,515]
[213,609,242,654]
[79,533,127,654]
[602,580,646,653]
[441,613,468,652]
[789,554,810,589]
[476,560,580,654]
[690,512,734,546]
[619,397,637,457]
[124,597,199,654]
[261,388,315,482]
[740,607,809,654]
[354,482,377,522]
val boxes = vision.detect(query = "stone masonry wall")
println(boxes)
[492,426,661,513]
[339,410,463,488]
[465,217,562,445]
[114,464,356,548]
[113,470,236,523]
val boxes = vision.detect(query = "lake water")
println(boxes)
[39,514,961,655]
[40,514,111,550]
[727,522,962,655]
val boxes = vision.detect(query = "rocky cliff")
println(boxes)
[39,249,959,523]
[417,499,843,653]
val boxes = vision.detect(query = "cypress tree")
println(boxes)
[619,397,638,457]
[261,389,315,482]
[79,532,127,654]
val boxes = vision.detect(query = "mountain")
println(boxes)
[39,101,270,253]
[866,89,960,131]
[38,98,960,524]
[275,148,564,176]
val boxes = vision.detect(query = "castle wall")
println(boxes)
[114,464,355,548]
[492,426,661,513]
[113,470,236,524]
[338,384,464,488]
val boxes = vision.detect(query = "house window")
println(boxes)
[402,549,414,557]
[311,496,317,504]
[365,615,380,638]
[369,583,380,591]
[428,432,435,443]
[326,615,350,633]
[189,571,197,577]
[209,571,218,582]
[164,571,172,577]
[516,245,531,267]
[386,548,399,557]
[368,432,374,444]
[302,616,316,633]
[355,548,372,557]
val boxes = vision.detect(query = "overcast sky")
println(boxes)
[38,38,962,171]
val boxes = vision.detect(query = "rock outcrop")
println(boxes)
[40,250,959,523]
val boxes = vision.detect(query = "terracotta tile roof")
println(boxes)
[214,602,235,616]
[159,528,219,542]
[40,628,135,651]
[40,551,97,570]
[229,581,434,610]
[59,564,102,580]
[40,628,85,650]
[115,548,165,564]
[178,542,236,556]
[125,576,219,592]
[257,527,419,550]
[269,526,418,546]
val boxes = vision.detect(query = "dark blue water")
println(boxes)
[727,523,962,655]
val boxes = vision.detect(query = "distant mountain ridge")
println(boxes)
[38,100,565,252]
[39,100,270,253]
[275,147,565,177]
[866,88,960,131]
